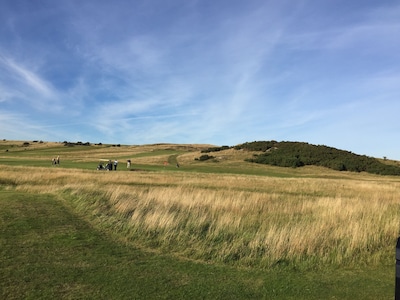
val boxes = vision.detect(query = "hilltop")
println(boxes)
[202,141,400,176]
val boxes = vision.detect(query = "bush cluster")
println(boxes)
[63,141,91,146]
[239,141,400,175]
[195,154,215,161]
[201,146,231,153]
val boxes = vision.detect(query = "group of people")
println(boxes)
[96,159,136,171]
[97,159,118,171]
[48,156,135,170]
[50,155,182,171]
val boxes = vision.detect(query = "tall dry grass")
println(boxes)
[2,164,400,268]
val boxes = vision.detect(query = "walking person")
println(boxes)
[114,159,118,171]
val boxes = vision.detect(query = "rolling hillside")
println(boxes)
[2,139,400,176]
[204,141,400,176]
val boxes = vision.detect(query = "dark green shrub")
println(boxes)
[196,154,215,161]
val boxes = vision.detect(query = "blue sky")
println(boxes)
[1,1,399,159]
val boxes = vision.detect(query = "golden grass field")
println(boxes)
[1,141,400,269]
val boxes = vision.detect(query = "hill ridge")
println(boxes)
[231,141,400,175]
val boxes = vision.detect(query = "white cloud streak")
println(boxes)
[0,54,63,111]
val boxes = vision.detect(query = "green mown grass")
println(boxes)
[0,157,297,177]
[0,190,394,299]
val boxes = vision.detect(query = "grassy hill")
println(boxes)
[228,141,400,175]
[0,139,399,298]
[3,139,399,175]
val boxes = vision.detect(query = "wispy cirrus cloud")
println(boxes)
[0,54,62,111]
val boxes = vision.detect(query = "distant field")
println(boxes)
[0,140,398,299]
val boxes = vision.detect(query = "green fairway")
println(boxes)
[0,190,394,299]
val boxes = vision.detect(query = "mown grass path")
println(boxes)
[0,190,394,299]
[0,191,261,299]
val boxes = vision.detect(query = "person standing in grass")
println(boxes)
[114,159,118,170]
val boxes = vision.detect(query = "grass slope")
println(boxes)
[0,190,393,299]
[0,140,398,299]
